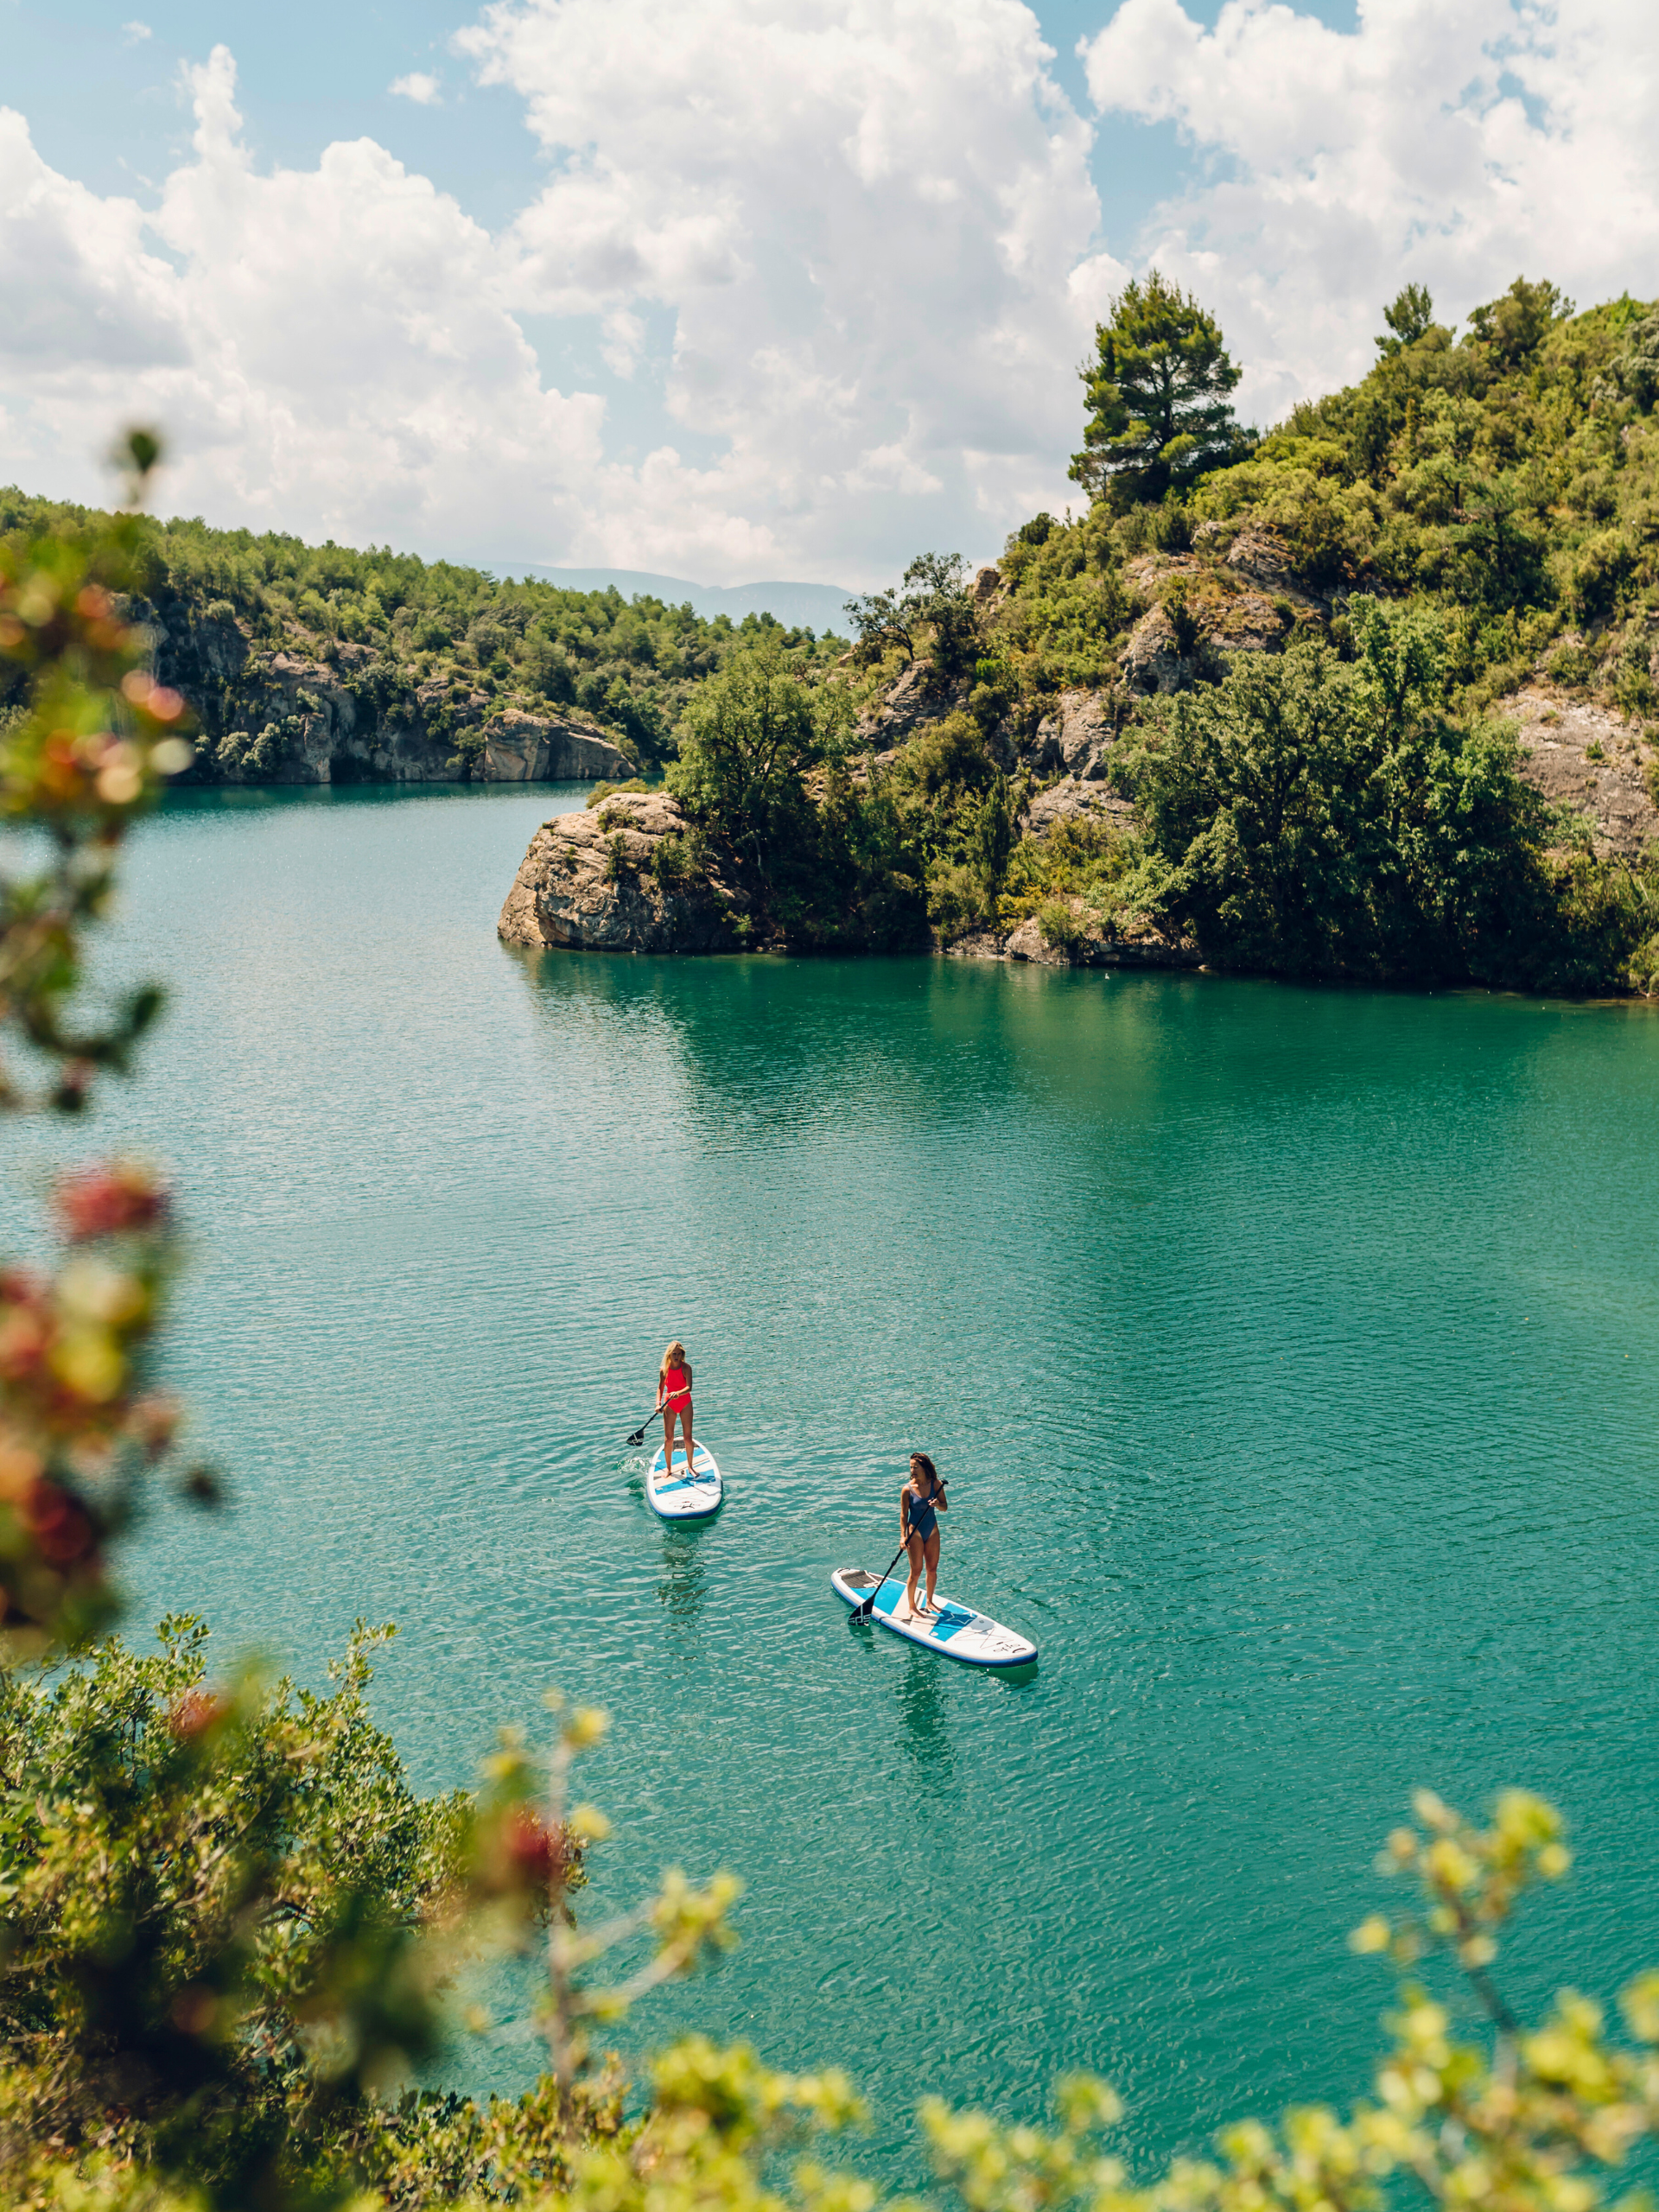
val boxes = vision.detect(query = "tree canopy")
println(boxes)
[1069,270,1248,507]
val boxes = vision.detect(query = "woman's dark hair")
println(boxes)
[911,1452,938,1484]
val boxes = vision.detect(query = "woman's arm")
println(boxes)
[684,1363,692,1390]
[935,1480,948,1515]
[900,1487,912,1539]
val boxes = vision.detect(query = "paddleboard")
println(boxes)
[646,1440,723,1522]
[831,1567,1037,1669]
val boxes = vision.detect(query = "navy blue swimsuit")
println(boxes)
[906,1482,940,1541]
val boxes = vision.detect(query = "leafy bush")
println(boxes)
[1037,899,1087,952]
[926,859,989,940]
[1113,598,1605,982]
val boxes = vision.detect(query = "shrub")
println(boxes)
[1037,898,1087,952]
[587,779,648,810]
[651,835,693,889]
[925,859,988,941]
[1629,931,1659,994]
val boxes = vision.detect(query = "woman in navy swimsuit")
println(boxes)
[900,1451,947,1618]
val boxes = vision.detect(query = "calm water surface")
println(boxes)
[35,785,1659,2177]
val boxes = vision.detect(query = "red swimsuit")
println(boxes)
[662,1364,691,1410]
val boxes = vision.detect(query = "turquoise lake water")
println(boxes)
[32,783,1659,2180]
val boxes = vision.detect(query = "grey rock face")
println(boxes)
[1122,601,1211,695]
[1027,688,1119,779]
[1023,777,1133,839]
[1501,683,1659,858]
[499,790,751,955]
[141,599,629,787]
[945,906,1200,970]
[861,659,967,744]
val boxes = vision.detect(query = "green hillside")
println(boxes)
[676,278,1659,991]
[1001,278,1659,715]
[0,489,842,772]
[6,277,1659,988]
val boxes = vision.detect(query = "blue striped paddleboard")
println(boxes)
[646,1440,723,1522]
[831,1567,1037,1669]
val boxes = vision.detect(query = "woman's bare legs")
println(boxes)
[921,1529,940,1612]
[661,1408,674,1471]
[673,1403,694,1472]
[903,1529,924,1615]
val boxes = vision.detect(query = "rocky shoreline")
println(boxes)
[495,784,1202,969]
[495,770,1202,973]
[496,557,1656,972]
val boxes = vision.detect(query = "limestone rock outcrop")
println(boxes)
[1501,684,1659,857]
[1023,775,1134,839]
[859,659,969,745]
[498,790,752,954]
[138,599,629,787]
[947,906,1199,970]
[1026,689,1118,780]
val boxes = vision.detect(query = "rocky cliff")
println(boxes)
[140,594,630,788]
[499,790,752,953]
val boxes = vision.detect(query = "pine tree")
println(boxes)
[1069,270,1245,507]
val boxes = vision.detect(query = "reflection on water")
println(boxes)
[656,1527,709,1633]
[894,1644,953,1782]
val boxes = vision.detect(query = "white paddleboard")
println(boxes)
[646,1440,723,1522]
[831,1567,1037,1669]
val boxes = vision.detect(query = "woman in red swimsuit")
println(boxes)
[657,1340,695,1478]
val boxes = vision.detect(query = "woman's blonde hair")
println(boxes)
[661,1340,687,1375]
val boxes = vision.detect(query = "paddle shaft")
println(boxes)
[626,1393,692,1447]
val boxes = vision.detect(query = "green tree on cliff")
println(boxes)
[1375,281,1437,356]
[1466,276,1574,368]
[1070,270,1247,506]
[669,644,853,929]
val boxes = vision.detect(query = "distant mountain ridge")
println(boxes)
[525,567,853,633]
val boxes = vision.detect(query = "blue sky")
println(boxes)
[0,0,1644,585]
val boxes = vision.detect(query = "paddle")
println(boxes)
[851,1480,948,1623]
[850,1540,910,1624]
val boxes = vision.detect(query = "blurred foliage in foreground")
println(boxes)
[2,438,1656,2212]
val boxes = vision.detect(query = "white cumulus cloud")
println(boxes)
[0,5,1111,583]
[122,20,153,43]
[389,72,443,105]
[461,0,1107,575]
[0,52,607,564]
[1080,0,1659,427]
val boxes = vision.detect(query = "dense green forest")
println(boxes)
[634,278,1659,991]
[0,488,841,772]
[1007,275,1659,710]
[9,276,1659,987]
